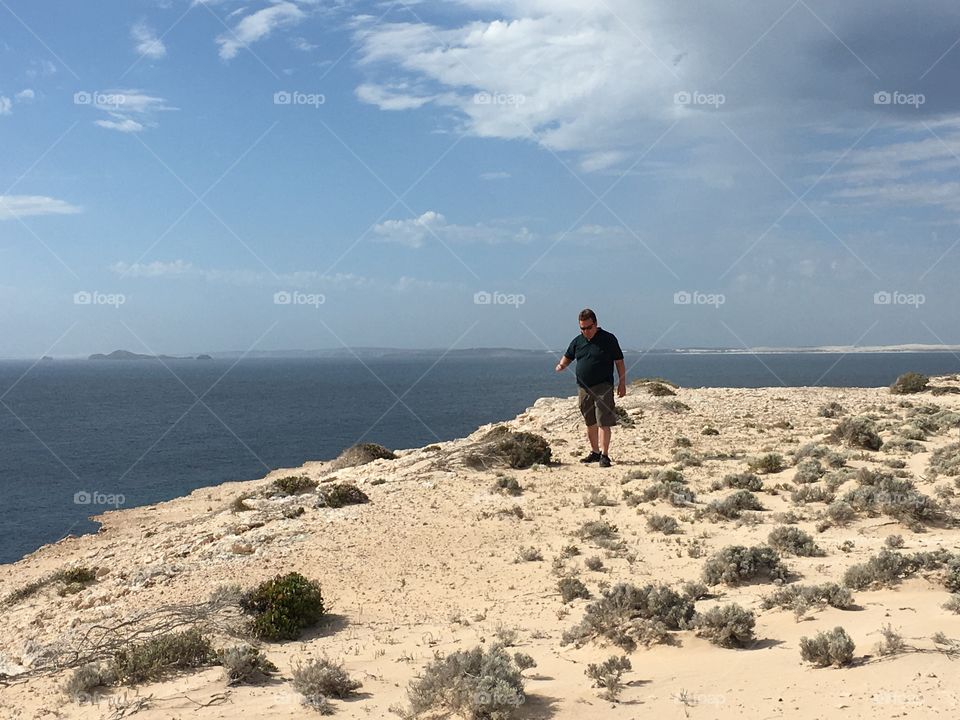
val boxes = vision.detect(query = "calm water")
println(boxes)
[1,352,958,564]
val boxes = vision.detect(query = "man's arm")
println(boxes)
[615,358,627,396]
[555,356,571,372]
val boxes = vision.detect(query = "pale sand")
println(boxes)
[2,380,960,719]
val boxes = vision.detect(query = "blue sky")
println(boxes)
[2,0,960,357]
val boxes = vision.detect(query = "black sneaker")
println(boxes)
[599,454,612,468]
[579,451,602,464]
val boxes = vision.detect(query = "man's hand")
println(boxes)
[617,381,627,398]
[555,362,566,372]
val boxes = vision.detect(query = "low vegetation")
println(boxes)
[827,417,883,451]
[889,372,929,395]
[292,657,362,712]
[701,545,788,586]
[464,426,552,470]
[693,604,756,648]
[328,442,397,471]
[240,572,326,641]
[800,627,855,667]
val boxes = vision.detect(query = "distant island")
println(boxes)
[89,350,213,361]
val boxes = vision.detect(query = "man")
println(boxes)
[555,308,626,467]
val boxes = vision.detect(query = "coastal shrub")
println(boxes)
[576,520,619,541]
[639,480,695,506]
[840,549,957,590]
[818,401,845,418]
[465,427,552,470]
[748,453,785,474]
[761,583,853,611]
[517,547,543,562]
[883,437,925,454]
[582,486,617,507]
[273,475,317,495]
[63,662,117,699]
[645,382,676,397]
[884,534,905,549]
[929,442,960,477]
[768,526,824,556]
[701,545,788,586]
[823,500,855,525]
[931,385,960,395]
[585,655,631,701]
[672,449,702,467]
[328,442,397,471]
[491,476,522,496]
[681,581,709,600]
[693,604,756,648]
[889,372,929,395]
[722,472,763,491]
[513,653,536,672]
[231,493,255,512]
[827,417,882,451]
[406,644,525,720]
[240,572,325,641]
[943,594,960,614]
[842,470,939,526]
[701,427,720,435]
[700,490,763,521]
[661,399,690,413]
[112,629,215,685]
[560,583,694,650]
[793,459,825,484]
[646,513,680,534]
[791,485,834,506]
[876,624,906,656]
[614,405,635,427]
[217,644,278,686]
[317,483,369,508]
[898,424,926,441]
[585,555,605,571]
[558,577,590,603]
[800,627,855,667]
[293,657,362,711]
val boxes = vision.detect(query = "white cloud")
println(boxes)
[0,195,82,220]
[373,210,535,247]
[355,83,435,111]
[14,89,35,102]
[109,260,194,277]
[82,89,174,133]
[0,96,11,115]
[95,115,145,133]
[217,1,306,60]
[132,22,167,59]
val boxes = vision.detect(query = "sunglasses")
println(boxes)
[579,323,596,331]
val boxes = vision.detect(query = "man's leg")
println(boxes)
[587,423,600,452]
[599,425,611,455]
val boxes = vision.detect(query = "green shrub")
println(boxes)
[840,549,957,590]
[842,471,939,526]
[406,644,525,720]
[645,382,676,397]
[748,453,785,474]
[793,459,825,484]
[701,427,720,435]
[693,604,756,648]
[112,629,215,685]
[701,545,788,586]
[240,572,325,641]
[317,483,369,508]
[293,657,362,710]
[561,583,694,650]
[576,520,619,541]
[827,417,882,451]
[661,399,690,413]
[800,627,855,667]
[943,594,960,614]
[63,662,117,699]
[889,372,929,395]
[929,442,960,477]
[818,402,845,418]
[217,644,278,686]
[767,526,824,556]
[273,475,317,495]
[701,490,763,520]
[558,577,590,603]
[639,480,695,506]
[791,485,835,505]
[328,442,397,471]
[614,405,635,428]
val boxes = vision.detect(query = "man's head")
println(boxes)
[578,308,598,339]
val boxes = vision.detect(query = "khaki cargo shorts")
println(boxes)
[578,382,618,427]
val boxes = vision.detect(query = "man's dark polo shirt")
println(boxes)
[564,327,624,388]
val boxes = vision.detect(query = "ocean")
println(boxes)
[1,351,958,564]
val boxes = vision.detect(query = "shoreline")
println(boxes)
[2,380,960,718]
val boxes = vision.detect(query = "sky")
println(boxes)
[1,0,960,357]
